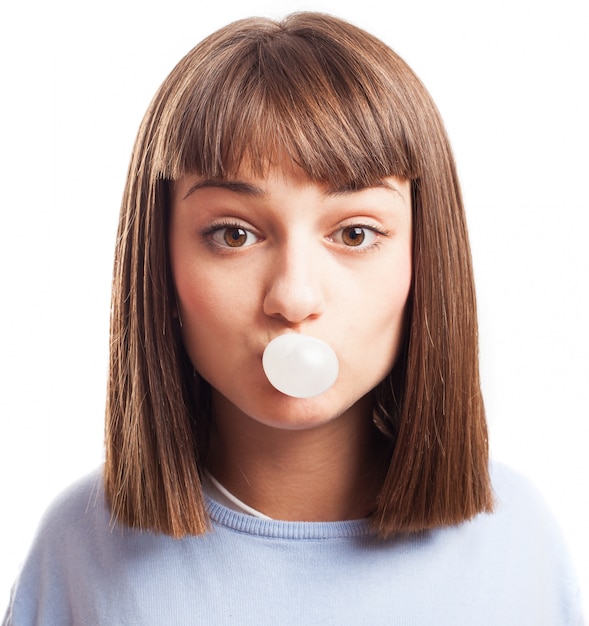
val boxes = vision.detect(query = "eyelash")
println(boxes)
[330,223,389,252]
[202,220,261,249]
[201,221,389,251]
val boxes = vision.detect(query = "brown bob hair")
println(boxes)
[105,12,493,538]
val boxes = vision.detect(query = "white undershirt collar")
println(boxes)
[204,474,273,520]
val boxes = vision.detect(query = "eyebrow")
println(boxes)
[182,179,266,200]
[325,180,402,197]
[182,178,401,200]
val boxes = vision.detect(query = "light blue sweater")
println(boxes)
[3,464,584,625]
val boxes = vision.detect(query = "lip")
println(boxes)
[258,333,338,356]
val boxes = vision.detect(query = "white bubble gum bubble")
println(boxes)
[262,334,339,398]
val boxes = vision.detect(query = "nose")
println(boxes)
[263,243,326,324]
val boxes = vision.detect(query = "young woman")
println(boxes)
[4,12,582,625]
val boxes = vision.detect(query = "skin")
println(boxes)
[169,161,412,521]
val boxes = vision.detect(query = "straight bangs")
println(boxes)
[142,14,429,188]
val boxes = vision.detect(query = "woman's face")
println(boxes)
[169,162,412,430]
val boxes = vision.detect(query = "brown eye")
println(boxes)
[209,225,259,248]
[341,226,366,246]
[331,225,380,249]
[223,227,248,247]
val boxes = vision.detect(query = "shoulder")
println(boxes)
[477,462,584,623]
[490,461,549,515]
[20,467,112,561]
[488,461,568,538]
[481,461,572,556]
[36,468,107,533]
[3,469,113,625]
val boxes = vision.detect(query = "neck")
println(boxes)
[206,393,388,522]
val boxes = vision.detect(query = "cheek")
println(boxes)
[386,258,412,322]
[180,279,220,323]
[355,253,412,324]
[173,249,234,317]
[174,274,238,382]
[345,254,412,367]
[174,262,261,357]
[381,256,412,344]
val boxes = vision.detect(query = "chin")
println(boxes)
[249,386,365,431]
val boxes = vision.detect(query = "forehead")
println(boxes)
[173,159,411,202]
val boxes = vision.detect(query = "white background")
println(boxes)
[1,0,587,614]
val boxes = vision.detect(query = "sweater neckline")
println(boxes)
[204,494,374,540]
